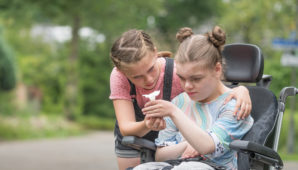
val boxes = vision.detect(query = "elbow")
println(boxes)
[119,127,129,137]
[193,142,215,155]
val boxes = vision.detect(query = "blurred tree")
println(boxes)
[0,28,16,90]
[0,0,164,119]
[154,0,223,50]
[218,0,297,154]
[218,0,297,93]
[0,25,16,116]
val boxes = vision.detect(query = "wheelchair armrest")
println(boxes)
[256,74,272,88]
[230,140,283,169]
[122,136,157,151]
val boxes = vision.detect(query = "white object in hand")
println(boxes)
[143,90,160,101]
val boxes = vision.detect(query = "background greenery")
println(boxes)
[0,0,297,159]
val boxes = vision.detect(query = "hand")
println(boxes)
[142,100,178,118]
[181,142,200,159]
[225,86,252,120]
[144,116,166,131]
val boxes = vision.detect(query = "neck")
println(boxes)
[200,81,230,103]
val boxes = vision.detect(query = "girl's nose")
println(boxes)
[184,80,193,90]
[145,75,154,84]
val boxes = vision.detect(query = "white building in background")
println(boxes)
[30,25,105,45]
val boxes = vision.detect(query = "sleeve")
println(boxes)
[208,99,254,157]
[109,68,131,101]
[155,95,184,147]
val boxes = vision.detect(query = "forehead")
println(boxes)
[176,61,209,77]
[121,52,157,76]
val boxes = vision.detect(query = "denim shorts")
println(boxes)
[114,139,140,158]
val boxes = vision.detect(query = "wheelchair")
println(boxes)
[121,43,298,170]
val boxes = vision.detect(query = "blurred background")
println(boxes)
[0,0,297,165]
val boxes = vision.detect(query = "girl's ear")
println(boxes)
[214,62,222,78]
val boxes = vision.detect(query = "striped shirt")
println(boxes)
[155,92,254,170]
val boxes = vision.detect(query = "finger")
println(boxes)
[156,119,163,130]
[237,102,246,120]
[160,119,166,129]
[148,117,155,127]
[242,103,251,119]
[144,100,161,107]
[233,101,241,117]
[146,113,163,118]
[142,104,161,114]
[244,103,252,119]
[153,118,161,128]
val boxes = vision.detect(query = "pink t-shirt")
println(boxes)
[109,57,183,108]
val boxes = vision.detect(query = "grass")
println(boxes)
[278,109,298,161]
[75,115,115,130]
[0,114,84,141]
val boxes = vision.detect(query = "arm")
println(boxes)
[155,141,188,161]
[143,100,215,155]
[225,85,252,119]
[113,99,150,137]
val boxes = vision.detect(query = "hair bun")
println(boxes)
[176,27,193,43]
[208,26,226,48]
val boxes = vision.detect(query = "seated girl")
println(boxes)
[134,26,254,170]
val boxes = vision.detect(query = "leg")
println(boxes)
[133,162,172,170]
[115,147,141,170]
[117,157,140,170]
[172,161,215,170]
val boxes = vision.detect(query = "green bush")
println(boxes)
[0,114,83,140]
[76,115,115,130]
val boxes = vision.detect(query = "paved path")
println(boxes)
[0,131,297,170]
[0,131,117,170]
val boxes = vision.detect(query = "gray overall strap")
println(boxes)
[163,57,174,101]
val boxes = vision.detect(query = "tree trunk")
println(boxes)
[65,15,80,120]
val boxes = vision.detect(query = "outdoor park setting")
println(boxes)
[0,0,297,169]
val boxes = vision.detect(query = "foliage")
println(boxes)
[76,115,115,130]
[78,40,114,118]
[0,114,83,140]
[0,27,16,90]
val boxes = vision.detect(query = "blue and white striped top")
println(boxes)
[155,92,254,170]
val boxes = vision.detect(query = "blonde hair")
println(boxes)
[175,26,226,69]
[110,29,155,69]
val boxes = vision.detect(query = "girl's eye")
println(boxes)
[133,76,142,79]
[192,78,201,82]
[148,66,154,73]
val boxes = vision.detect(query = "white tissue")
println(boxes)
[143,90,160,101]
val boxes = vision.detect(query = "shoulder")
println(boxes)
[110,67,129,85]
[109,67,131,100]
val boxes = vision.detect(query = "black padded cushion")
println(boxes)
[237,86,278,170]
[222,44,264,83]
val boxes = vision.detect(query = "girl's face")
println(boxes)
[121,51,160,90]
[176,61,222,103]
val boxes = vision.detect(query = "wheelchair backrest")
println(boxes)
[222,43,264,84]
[237,86,278,170]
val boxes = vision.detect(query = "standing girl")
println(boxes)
[109,29,252,170]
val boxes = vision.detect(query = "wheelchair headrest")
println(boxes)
[222,43,264,83]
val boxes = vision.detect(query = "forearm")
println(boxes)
[155,141,187,161]
[120,120,151,137]
[170,110,215,155]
